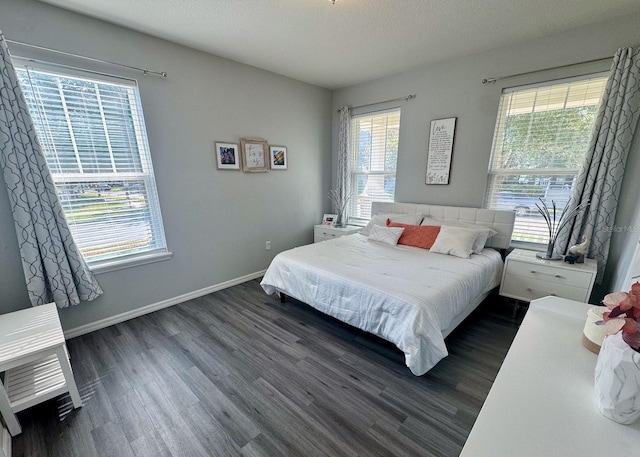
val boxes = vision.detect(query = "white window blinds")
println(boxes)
[16,64,167,264]
[349,109,401,221]
[485,75,607,244]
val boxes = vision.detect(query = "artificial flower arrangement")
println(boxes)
[599,281,640,352]
[328,189,352,228]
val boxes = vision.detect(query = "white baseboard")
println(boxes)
[63,270,266,340]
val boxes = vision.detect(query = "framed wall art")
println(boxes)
[322,214,337,226]
[270,145,287,170]
[214,142,240,170]
[426,117,456,185]
[241,138,269,172]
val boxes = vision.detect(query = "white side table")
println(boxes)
[500,248,597,302]
[313,224,361,243]
[0,303,82,436]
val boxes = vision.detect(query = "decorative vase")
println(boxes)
[335,211,346,228]
[536,240,562,260]
[594,332,640,425]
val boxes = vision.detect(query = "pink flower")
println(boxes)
[602,291,629,310]
[600,283,640,352]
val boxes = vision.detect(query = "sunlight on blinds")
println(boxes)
[16,64,167,263]
[349,109,401,220]
[485,75,607,244]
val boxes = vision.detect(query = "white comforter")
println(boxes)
[260,234,503,375]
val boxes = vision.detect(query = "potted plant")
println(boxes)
[534,198,590,260]
[328,189,352,228]
[595,282,640,424]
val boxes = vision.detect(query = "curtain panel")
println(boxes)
[557,47,640,282]
[0,33,102,307]
[336,106,351,222]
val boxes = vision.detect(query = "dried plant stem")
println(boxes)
[535,198,590,245]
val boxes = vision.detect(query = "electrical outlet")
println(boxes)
[265,241,271,250]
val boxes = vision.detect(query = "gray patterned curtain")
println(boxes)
[336,106,351,217]
[557,47,640,282]
[0,33,102,307]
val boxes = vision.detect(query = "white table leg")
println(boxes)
[0,380,21,436]
[55,347,82,409]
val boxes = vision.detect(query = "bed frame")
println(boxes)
[372,202,515,250]
[372,202,515,337]
[277,202,515,356]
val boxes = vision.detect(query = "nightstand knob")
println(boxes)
[554,275,564,279]
[526,288,533,292]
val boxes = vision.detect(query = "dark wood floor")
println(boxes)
[12,280,523,457]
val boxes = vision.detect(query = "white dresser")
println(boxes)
[313,224,360,243]
[500,248,597,302]
[460,296,640,456]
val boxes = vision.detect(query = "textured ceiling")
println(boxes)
[39,0,640,89]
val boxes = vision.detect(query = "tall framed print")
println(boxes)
[426,117,456,185]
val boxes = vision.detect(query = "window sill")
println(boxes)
[89,251,173,275]
[509,240,547,252]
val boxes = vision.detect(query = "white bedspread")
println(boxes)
[261,234,503,375]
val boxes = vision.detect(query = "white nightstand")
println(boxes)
[313,224,360,243]
[500,248,597,303]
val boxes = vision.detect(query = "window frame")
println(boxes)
[348,108,401,224]
[14,58,171,272]
[484,73,608,248]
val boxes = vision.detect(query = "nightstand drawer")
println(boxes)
[507,260,592,287]
[313,225,360,243]
[501,274,588,302]
[314,227,339,238]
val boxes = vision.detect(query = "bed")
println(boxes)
[260,202,515,375]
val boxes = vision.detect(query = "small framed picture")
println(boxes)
[241,138,269,172]
[322,214,337,226]
[270,146,287,170]
[215,142,240,170]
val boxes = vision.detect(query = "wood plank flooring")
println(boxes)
[12,280,522,457]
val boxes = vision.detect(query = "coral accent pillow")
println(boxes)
[387,220,441,250]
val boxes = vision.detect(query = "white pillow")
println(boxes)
[429,225,478,258]
[361,213,423,236]
[420,217,497,253]
[368,225,405,246]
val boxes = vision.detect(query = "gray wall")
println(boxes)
[607,130,640,293]
[0,0,332,330]
[332,13,640,296]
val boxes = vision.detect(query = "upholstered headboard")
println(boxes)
[371,202,515,249]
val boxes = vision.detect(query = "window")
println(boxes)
[15,62,168,266]
[349,109,401,221]
[485,75,607,244]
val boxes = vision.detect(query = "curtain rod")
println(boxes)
[6,39,168,78]
[482,56,611,84]
[338,93,416,112]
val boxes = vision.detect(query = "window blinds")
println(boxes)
[349,109,401,221]
[485,75,607,244]
[16,65,167,263]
